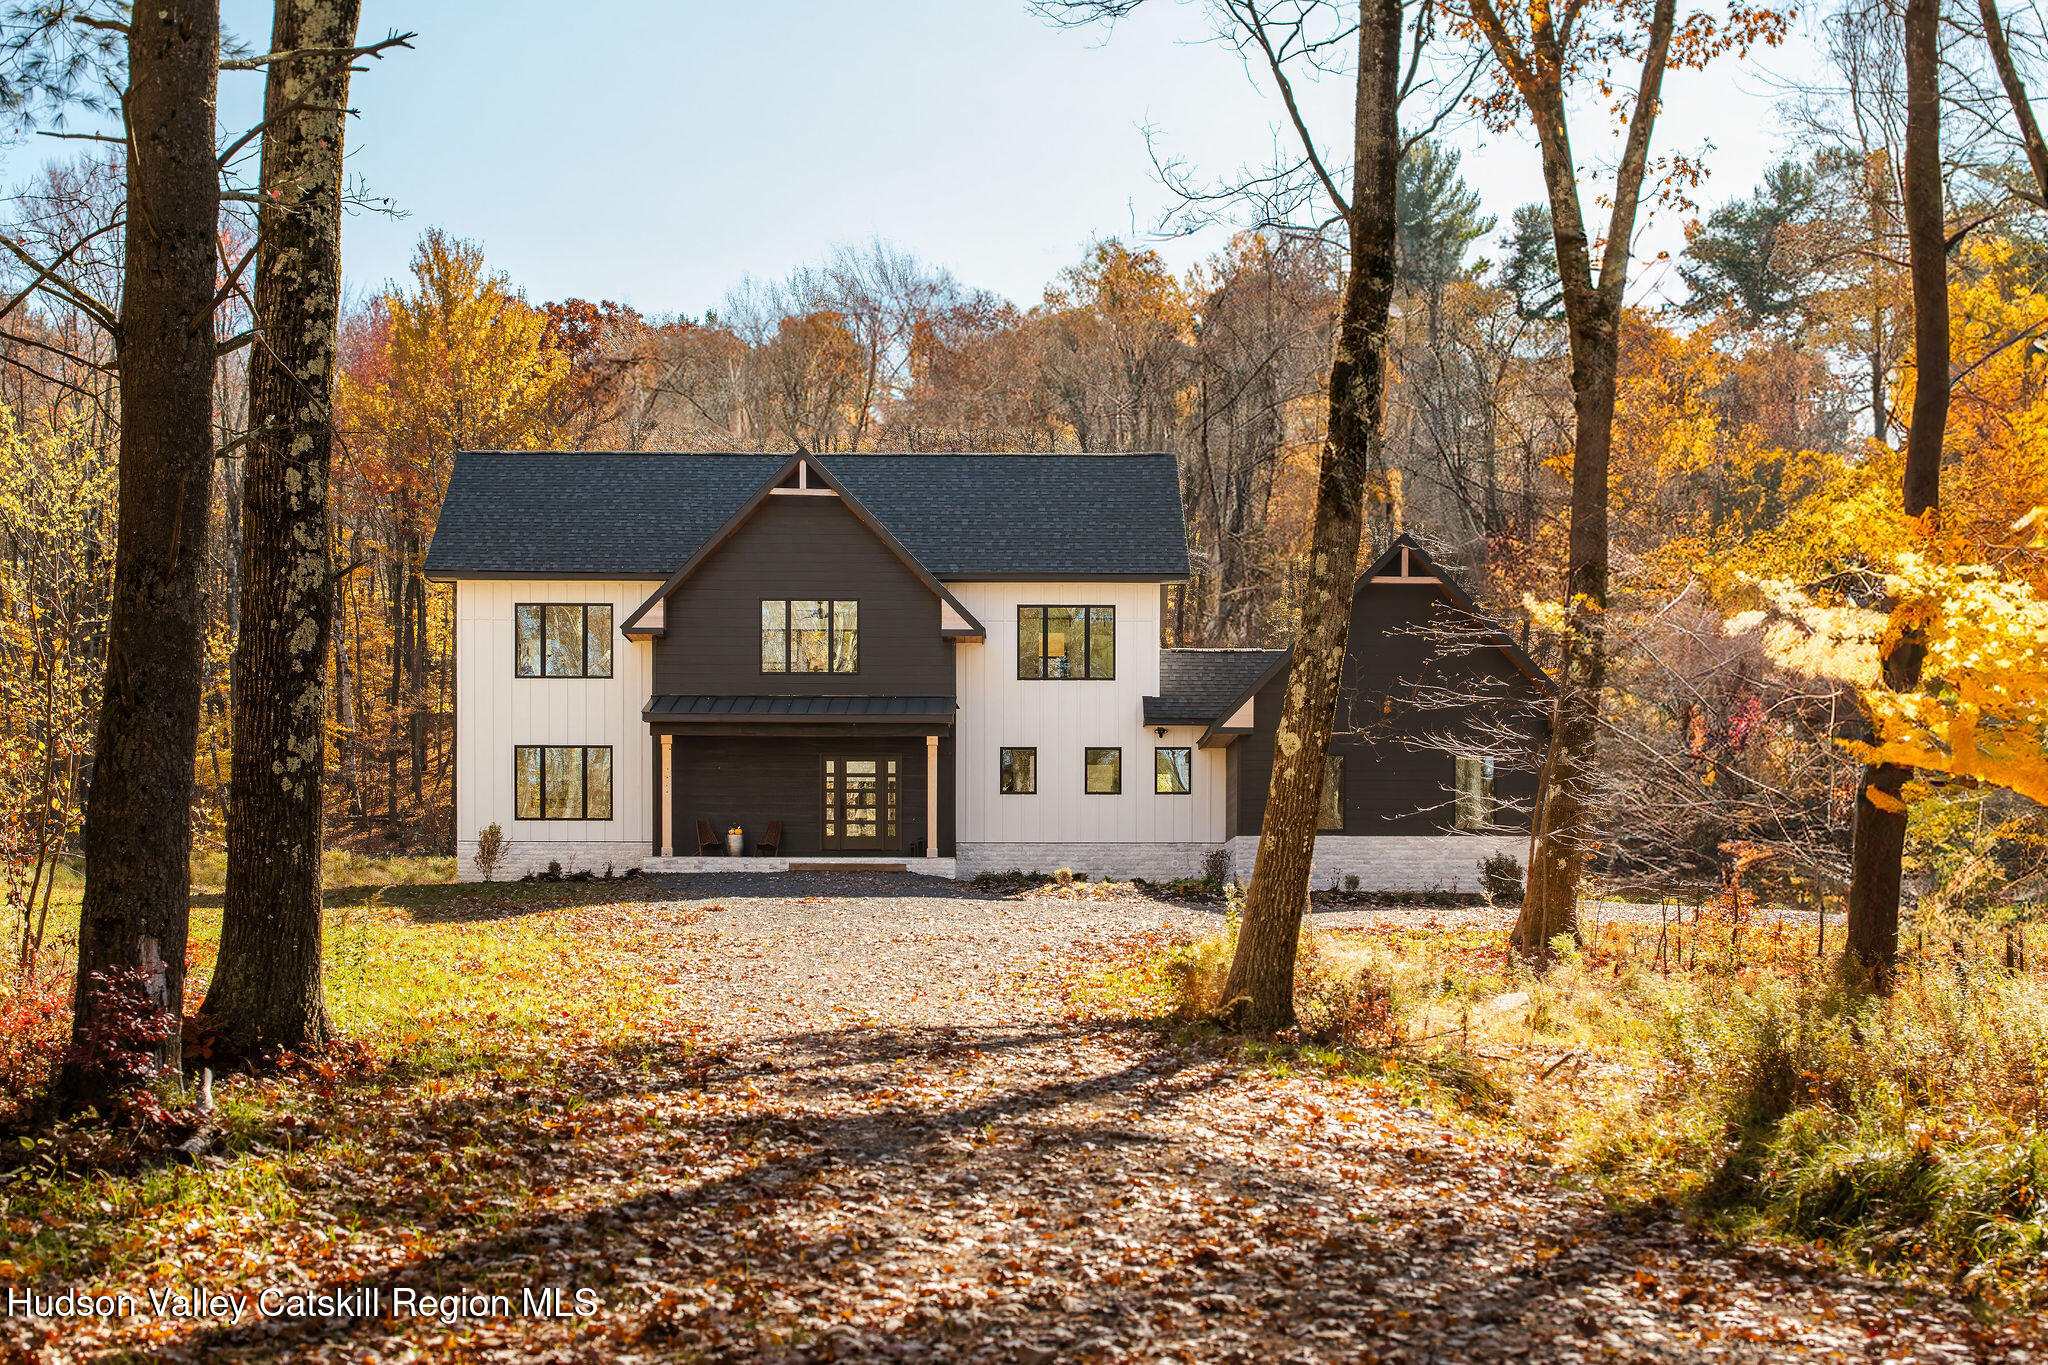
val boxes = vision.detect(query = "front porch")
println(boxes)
[649,709,957,863]
[641,854,958,877]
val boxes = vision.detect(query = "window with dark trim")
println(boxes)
[1454,756,1496,830]
[513,745,614,820]
[1155,746,1192,795]
[515,603,613,678]
[999,747,1037,794]
[1318,755,1344,832]
[1017,605,1114,679]
[1085,747,1122,794]
[762,600,858,673]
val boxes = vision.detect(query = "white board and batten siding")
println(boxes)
[950,581,1225,878]
[452,579,661,880]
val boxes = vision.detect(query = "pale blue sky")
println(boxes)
[177,1,1820,315]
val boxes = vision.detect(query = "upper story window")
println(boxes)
[516,603,613,678]
[1018,605,1113,679]
[762,599,858,673]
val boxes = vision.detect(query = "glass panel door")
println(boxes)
[822,756,900,851]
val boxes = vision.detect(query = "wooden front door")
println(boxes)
[822,756,900,851]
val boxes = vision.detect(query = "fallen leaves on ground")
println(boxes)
[1,874,2040,1363]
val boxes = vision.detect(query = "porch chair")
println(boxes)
[695,819,722,855]
[755,821,783,856]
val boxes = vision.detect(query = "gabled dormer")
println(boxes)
[619,452,984,701]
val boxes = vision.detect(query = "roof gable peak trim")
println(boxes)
[1355,535,1553,694]
[617,451,986,640]
[1194,536,1556,741]
[767,457,838,496]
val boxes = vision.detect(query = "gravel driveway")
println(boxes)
[627,872,2037,1364]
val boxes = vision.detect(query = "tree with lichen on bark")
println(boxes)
[202,0,412,1058]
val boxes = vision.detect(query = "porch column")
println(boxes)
[660,734,674,858]
[925,734,939,858]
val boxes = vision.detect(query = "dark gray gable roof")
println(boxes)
[1145,648,1287,725]
[423,451,1190,580]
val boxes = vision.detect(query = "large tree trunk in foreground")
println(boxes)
[1496,0,1677,960]
[1219,0,1402,1033]
[60,0,223,1100]
[203,0,364,1056]
[1846,0,1946,987]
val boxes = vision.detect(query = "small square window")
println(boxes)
[1085,747,1122,795]
[1155,747,1191,795]
[1000,747,1037,794]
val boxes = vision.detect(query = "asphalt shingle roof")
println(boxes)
[423,451,1190,580]
[1144,648,1286,725]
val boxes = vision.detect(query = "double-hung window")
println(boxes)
[762,600,858,673]
[515,604,613,677]
[1017,605,1114,679]
[514,745,614,820]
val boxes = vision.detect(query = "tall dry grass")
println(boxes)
[1154,903,2048,1308]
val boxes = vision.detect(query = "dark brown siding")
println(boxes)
[656,734,954,858]
[650,493,956,697]
[1232,584,1547,835]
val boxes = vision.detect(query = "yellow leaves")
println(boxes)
[1521,594,1569,635]
[340,229,570,483]
[1825,559,2048,804]
[1723,582,1884,688]
[1863,786,1908,814]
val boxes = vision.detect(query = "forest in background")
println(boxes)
[2,0,2046,926]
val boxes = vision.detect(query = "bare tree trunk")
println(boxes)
[203,0,365,1057]
[60,0,222,1100]
[1486,0,1678,960]
[1979,0,2048,205]
[1219,0,1401,1032]
[1847,0,1946,987]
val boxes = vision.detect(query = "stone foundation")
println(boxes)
[456,839,650,883]
[1227,834,1523,893]
[457,836,1526,891]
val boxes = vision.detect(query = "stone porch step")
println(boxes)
[641,855,956,878]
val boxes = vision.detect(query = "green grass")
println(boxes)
[0,862,697,1292]
[186,848,455,893]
